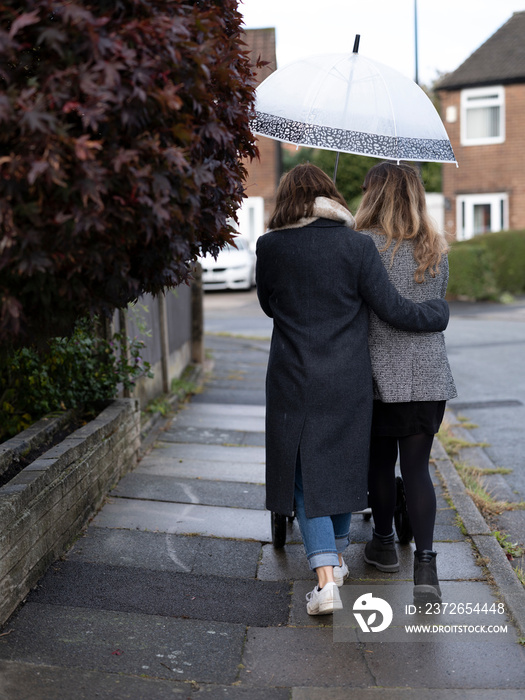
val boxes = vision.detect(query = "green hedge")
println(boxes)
[448,230,525,300]
[0,319,152,443]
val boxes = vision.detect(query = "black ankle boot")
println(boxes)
[364,530,399,572]
[413,550,442,603]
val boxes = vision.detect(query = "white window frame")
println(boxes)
[460,86,505,146]
[456,192,508,241]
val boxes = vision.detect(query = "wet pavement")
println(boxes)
[445,297,525,575]
[0,331,524,698]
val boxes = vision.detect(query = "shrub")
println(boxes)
[0,0,259,347]
[448,230,525,300]
[0,318,151,442]
[471,230,525,295]
[447,243,499,301]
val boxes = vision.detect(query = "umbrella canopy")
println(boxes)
[251,51,457,165]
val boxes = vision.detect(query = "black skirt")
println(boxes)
[371,399,446,437]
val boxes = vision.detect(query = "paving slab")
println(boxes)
[112,473,266,509]
[173,410,265,433]
[31,561,291,626]
[0,660,289,700]
[293,689,525,700]
[0,603,245,684]
[208,365,267,380]
[162,426,265,447]
[135,457,266,484]
[181,403,265,418]
[363,640,525,688]
[139,441,265,464]
[239,627,371,687]
[191,387,266,405]
[92,498,272,541]
[68,528,262,578]
[217,367,269,379]
[434,506,461,525]
[258,542,484,582]
[432,524,466,541]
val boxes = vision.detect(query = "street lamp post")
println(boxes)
[414,0,419,85]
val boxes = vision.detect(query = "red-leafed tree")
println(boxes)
[0,0,259,347]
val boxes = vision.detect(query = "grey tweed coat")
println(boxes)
[361,231,457,403]
[256,218,450,518]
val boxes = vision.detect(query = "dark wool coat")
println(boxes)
[256,218,449,518]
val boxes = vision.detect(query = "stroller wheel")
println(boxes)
[394,476,413,544]
[271,511,287,548]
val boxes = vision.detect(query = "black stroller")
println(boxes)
[271,475,413,548]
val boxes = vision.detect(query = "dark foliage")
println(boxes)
[0,0,259,346]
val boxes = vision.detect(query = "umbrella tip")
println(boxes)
[353,34,360,53]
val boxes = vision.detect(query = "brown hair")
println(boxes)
[268,163,350,230]
[354,162,447,283]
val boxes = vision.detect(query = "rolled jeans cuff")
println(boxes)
[335,533,350,553]
[307,551,340,571]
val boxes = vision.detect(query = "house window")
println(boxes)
[456,193,508,240]
[460,86,505,146]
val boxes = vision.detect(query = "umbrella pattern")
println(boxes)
[252,49,457,165]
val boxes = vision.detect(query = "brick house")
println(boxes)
[236,28,281,247]
[437,12,525,240]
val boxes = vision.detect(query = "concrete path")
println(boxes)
[0,333,524,698]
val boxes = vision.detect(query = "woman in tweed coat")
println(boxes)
[256,164,449,615]
[355,162,457,604]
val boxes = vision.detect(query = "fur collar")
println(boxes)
[267,196,355,232]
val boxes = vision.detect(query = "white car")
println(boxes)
[201,237,256,292]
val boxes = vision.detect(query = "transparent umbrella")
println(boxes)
[251,37,457,178]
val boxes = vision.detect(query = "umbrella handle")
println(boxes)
[333,152,340,183]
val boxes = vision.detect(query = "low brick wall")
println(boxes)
[0,398,141,625]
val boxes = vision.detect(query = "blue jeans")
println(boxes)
[294,461,352,571]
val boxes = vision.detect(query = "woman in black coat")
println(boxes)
[256,164,449,616]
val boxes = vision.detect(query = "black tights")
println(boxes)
[368,433,436,552]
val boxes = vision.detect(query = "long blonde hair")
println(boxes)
[269,163,350,230]
[354,162,447,283]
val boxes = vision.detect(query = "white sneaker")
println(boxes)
[306,582,343,615]
[333,559,349,587]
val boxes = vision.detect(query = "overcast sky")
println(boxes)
[239,0,525,86]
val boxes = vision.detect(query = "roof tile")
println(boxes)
[437,11,525,90]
